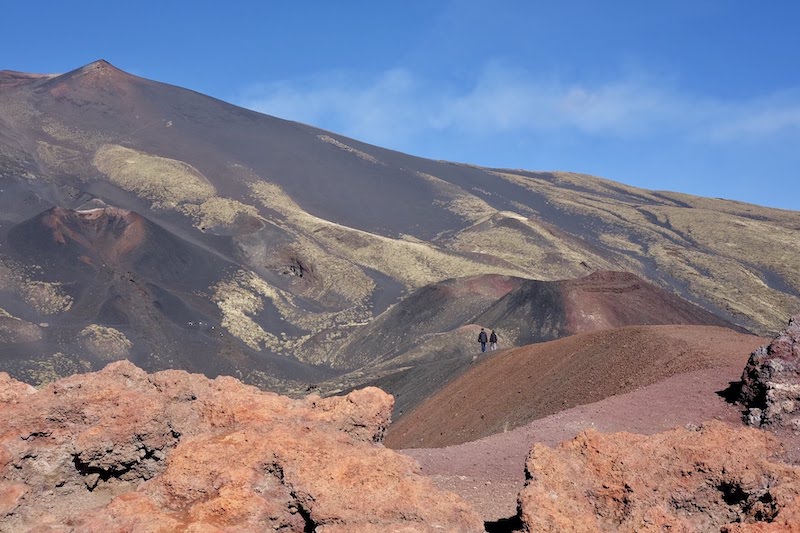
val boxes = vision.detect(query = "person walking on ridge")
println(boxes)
[478,328,488,353]
[489,330,498,351]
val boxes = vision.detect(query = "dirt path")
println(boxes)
[401,364,752,522]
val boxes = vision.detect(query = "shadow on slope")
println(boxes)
[329,274,524,369]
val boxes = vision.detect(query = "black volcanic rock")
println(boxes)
[739,314,800,429]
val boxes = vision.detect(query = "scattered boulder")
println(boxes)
[0,361,483,532]
[739,314,800,430]
[517,421,800,532]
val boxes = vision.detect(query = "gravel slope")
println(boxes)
[398,326,781,524]
[389,325,764,448]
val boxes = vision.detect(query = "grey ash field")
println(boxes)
[0,60,799,418]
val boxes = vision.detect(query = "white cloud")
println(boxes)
[238,64,800,147]
[240,69,429,146]
[704,91,800,142]
[431,67,682,137]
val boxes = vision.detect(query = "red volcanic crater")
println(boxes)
[473,270,743,349]
[40,206,146,266]
[8,205,232,287]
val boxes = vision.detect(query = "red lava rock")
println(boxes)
[0,361,483,532]
[739,314,800,431]
[0,372,36,403]
[518,420,800,532]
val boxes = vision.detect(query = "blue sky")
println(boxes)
[2,1,799,210]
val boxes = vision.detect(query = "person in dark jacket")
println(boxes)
[489,330,498,351]
[478,328,488,352]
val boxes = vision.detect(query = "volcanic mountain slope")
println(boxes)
[0,204,333,390]
[319,271,744,417]
[386,324,766,448]
[0,60,798,388]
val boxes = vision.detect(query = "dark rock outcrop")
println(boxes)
[0,361,483,532]
[739,314,800,430]
[517,421,800,532]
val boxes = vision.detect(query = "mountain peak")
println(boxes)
[37,59,136,95]
[77,58,126,76]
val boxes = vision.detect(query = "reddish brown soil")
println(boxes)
[388,325,764,449]
[559,270,739,333]
[391,325,790,525]
[401,361,800,523]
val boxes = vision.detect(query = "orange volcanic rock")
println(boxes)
[518,421,800,532]
[739,314,800,431]
[0,362,482,532]
[0,372,35,404]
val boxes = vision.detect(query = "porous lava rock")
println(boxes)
[0,361,482,532]
[517,421,800,532]
[739,314,800,430]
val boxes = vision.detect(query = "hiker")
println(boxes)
[489,330,498,351]
[478,328,488,352]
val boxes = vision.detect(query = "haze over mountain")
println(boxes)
[1,60,798,395]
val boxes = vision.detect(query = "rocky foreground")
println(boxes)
[0,362,482,532]
[2,318,800,532]
[520,421,800,532]
[740,314,800,431]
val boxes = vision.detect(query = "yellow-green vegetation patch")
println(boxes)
[212,269,374,360]
[317,135,383,165]
[548,171,663,201]
[21,353,92,388]
[249,181,530,289]
[646,206,800,285]
[18,280,73,315]
[35,141,85,176]
[639,206,800,331]
[41,117,112,152]
[450,214,618,280]
[418,172,496,222]
[213,270,282,352]
[93,144,216,208]
[276,241,376,309]
[0,307,12,319]
[181,197,260,229]
[0,316,42,344]
[244,370,306,396]
[598,231,647,256]
[657,191,800,229]
[79,325,132,361]
[0,260,73,315]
